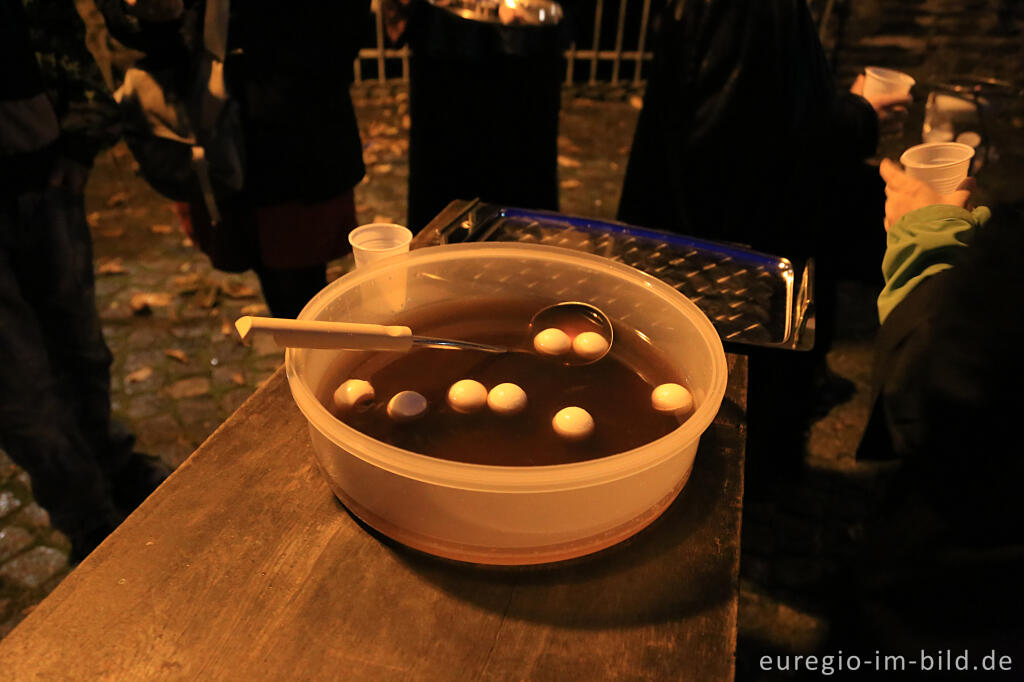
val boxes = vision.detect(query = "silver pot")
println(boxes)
[426,0,563,26]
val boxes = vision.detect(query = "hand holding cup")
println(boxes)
[879,158,974,230]
[851,70,913,136]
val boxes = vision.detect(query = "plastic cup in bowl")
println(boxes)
[348,223,413,312]
[348,223,413,269]
[899,142,975,195]
[863,66,915,101]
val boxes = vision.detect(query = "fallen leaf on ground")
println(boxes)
[130,292,173,314]
[401,114,410,130]
[151,224,174,234]
[165,377,211,399]
[559,179,583,189]
[172,273,202,293]
[106,191,129,207]
[181,237,194,248]
[125,366,153,383]
[240,303,268,315]
[373,163,393,174]
[96,258,126,275]
[163,349,189,364]
[221,319,233,336]
[557,155,581,168]
[99,228,125,238]
[221,282,257,299]
[231,372,245,385]
[373,215,394,224]
[87,211,102,227]
[629,95,644,110]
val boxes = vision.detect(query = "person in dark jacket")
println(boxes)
[617,0,895,256]
[827,162,1024,671]
[391,0,576,231]
[616,0,911,465]
[98,0,371,318]
[1,0,167,564]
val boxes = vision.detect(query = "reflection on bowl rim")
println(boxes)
[285,243,728,494]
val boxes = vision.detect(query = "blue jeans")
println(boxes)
[0,186,129,543]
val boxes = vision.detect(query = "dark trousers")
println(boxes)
[253,262,327,320]
[0,187,129,540]
[407,51,562,231]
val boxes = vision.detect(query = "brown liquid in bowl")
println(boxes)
[319,297,689,466]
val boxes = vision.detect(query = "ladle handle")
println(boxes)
[235,316,414,351]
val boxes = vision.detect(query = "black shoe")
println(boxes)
[108,452,171,514]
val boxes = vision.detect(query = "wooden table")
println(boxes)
[0,357,747,681]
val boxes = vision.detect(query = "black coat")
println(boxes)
[98,0,370,207]
[617,0,877,261]
[404,0,578,231]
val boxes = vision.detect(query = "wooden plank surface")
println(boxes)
[0,356,747,681]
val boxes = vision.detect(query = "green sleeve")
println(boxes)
[877,204,991,324]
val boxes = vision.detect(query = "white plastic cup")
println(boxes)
[348,223,413,269]
[899,142,975,195]
[348,223,413,312]
[863,66,916,101]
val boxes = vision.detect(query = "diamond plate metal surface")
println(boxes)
[415,202,812,349]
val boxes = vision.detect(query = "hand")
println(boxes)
[879,158,974,230]
[851,74,912,136]
[48,157,90,195]
[380,0,412,44]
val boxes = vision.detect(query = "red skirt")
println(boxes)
[177,190,358,272]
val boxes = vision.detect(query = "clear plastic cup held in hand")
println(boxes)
[348,223,413,312]
[863,66,916,101]
[899,142,975,195]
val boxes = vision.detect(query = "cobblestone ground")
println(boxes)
[2,0,1022,671]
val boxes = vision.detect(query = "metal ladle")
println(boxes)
[527,301,614,366]
[235,301,613,364]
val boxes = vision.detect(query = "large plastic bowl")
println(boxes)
[286,243,728,564]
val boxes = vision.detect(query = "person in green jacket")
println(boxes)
[827,160,1024,668]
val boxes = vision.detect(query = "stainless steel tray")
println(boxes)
[414,200,815,350]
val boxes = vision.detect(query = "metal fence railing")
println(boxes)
[354,0,660,88]
[354,0,836,90]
